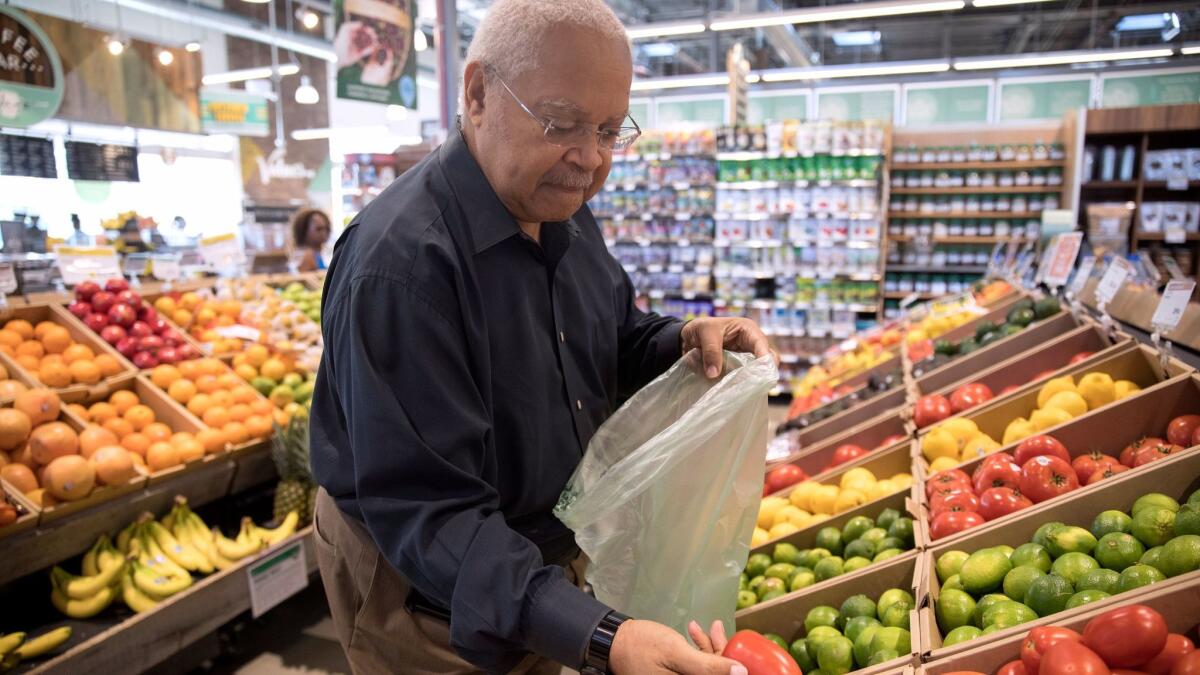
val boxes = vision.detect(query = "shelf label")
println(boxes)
[151,255,182,282]
[248,541,308,619]
[0,262,17,295]
[1151,280,1195,333]
[1163,256,1186,281]
[1041,232,1083,289]
[198,233,246,271]
[54,246,122,286]
[1069,255,1096,295]
[1164,225,1186,244]
[1167,173,1188,191]
[1095,257,1134,305]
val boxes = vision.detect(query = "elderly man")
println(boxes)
[310,1,767,673]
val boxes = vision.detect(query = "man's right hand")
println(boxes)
[609,619,748,675]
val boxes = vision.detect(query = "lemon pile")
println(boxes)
[904,309,978,346]
[752,468,914,547]
[1000,372,1140,446]
[921,417,1001,473]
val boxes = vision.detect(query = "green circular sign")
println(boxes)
[0,8,65,128]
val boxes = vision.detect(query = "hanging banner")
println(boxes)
[0,8,65,128]
[200,90,270,137]
[333,0,418,108]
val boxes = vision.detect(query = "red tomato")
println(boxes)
[1144,635,1196,675]
[1040,641,1112,675]
[1171,651,1200,675]
[1022,626,1083,675]
[765,464,807,494]
[978,487,1032,521]
[1014,435,1071,465]
[1083,605,1169,668]
[1122,438,1165,467]
[1032,369,1060,382]
[1019,455,1080,504]
[974,456,1023,493]
[1073,453,1104,484]
[1133,443,1187,467]
[1069,351,1095,364]
[1194,426,1200,449]
[722,630,802,675]
[762,482,770,497]
[1167,415,1200,447]
[931,490,980,516]
[914,394,953,429]
[1001,385,1022,395]
[926,469,973,497]
[876,433,907,450]
[998,660,1031,675]
[929,510,985,540]
[1087,463,1131,485]
[830,444,867,467]
[950,383,995,413]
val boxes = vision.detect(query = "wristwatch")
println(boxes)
[580,610,629,675]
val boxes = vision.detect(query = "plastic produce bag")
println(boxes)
[554,351,778,636]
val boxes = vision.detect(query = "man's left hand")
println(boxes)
[680,317,772,379]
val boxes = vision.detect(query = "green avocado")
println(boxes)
[934,340,958,356]
[1034,297,1061,319]
[974,321,997,341]
[1006,307,1035,327]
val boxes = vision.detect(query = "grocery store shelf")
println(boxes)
[889,185,1062,195]
[883,291,939,299]
[621,264,712,274]
[714,298,879,313]
[1143,180,1197,190]
[715,268,879,281]
[716,149,882,161]
[891,160,1063,170]
[1081,180,1138,189]
[714,211,878,221]
[1133,232,1200,241]
[594,211,713,221]
[888,235,1030,244]
[646,290,713,300]
[605,237,713,247]
[715,179,876,190]
[888,211,1042,219]
[886,265,988,274]
[603,181,710,192]
[610,152,714,163]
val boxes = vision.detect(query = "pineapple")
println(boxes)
[270,416,315,524]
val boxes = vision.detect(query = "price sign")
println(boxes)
[899,293,919,309]
[1150,280,1195,333]
[1136,251,1162,285]
[54,246,122,285]
[1164,225,1187,244]
[198,233,246,270]
[1163,257,1186,281]
[0,262,17,295]
[214,325,262,342]
[150,255,182,282]
[1069,256,1096,295]
[1040,233,1083,289]
[247,541,308,618]
[1095,257,1134,305]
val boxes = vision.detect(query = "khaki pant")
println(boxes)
[313,488,575,675]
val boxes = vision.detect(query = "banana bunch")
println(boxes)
[47,536,124,619]
[0,626,72,671]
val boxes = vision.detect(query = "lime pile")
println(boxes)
[739,507,917,610]
[934,489,1200,648]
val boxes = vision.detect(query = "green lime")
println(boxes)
[802,548,833,569]
[936,588,976,632]
[1075,568,1120,595]
[760,589,786,603]
[991,544,1015,559]
[877,588,915,617]
[888,518,916,547]
[773,542,802,565]
[758,577,786,598]
[1118,563,1166,592]
[746,553,772,578]
[1189,489,1200,508]
[765,562,797,581]
[1032,522,1067,549]
[736,590,757,609]
[1009,543,1052,572]
[1065,590,1110,609]
[860,528,889,547]
[1133,493,1181,516]
[1176,505,1200,536]
[844,557,872,574]
[1141,545,1165,571]
[789,568,816,592]
[972,593,1011,628]
[790,639,818,673]
[748,575,767,596]
[1002,566,1045,602]
[1091,510,1133,539]
[1023,574,1074,617]
[817,635,854,675]
[1051,552,1101,586]
[983,601,1038,629]
[874,548,903,562]
[869,627,911,659]
[961,548,1013,595]
[843,516,875,543]
[1160,534,1200,577]
[839,594,878,629]
[877,537,907,553]
[880,602,910,629]
[814,556,845,581]
[943,625,983,647]
[942,574,964,591]
[936,551,970,582]
[807,626,842,647]
[1044,526,1098,558]
[739,572,748,590]
[764,633,789,650]
[1095,532,1146,571]
[844,616,881,643]
[844,539,876,560]
[853,625,881,667]
[1132,508,1178,548]
[869,648,900,666]
[816,527,845,555]
[877,508,901,531]
[805,605,841,633]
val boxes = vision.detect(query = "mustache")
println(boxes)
[543,171,593,190]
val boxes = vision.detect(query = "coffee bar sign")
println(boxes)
[0,8,64,127]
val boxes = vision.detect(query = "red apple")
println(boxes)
[129,321,153,339]
[160,328,182,343]
[176,344,200,360]
[99,324,125,345]
[115,336,139,358]
[86,313,111,333]
[137,335,164,352]
[104,278,129,294]
[157,346,180,364]
[131,351,159,369]
[90,291,116,314]
[137,306,158,323]
[115,290,142,309]
[107,303,136,328]
[148,318,169,334]
[67,300,91,319]
[74,280,101,302]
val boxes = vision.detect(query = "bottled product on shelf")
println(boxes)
[894,140,1066,165]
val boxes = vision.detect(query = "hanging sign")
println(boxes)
[334,0,418,108]
[198,233,246,270]
[1041,232,1083,289]
[1095,257,1134,305]
[54,246,121,285]
[0,8,64,128]
[1150,280,1195,333]
[200,90,269,137]
[1069,255,1096,296]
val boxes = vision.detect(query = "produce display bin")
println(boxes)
[0,478,40,541]
[62,296,208,371]
[769,408,912,487]
[736,552,923,675]
[140,361,273,460]
[918,574,1200,673]
[918,449,1200,661]
[780,387,909,461]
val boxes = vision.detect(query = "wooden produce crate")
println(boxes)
[918,374,1200,547]
[918,450,1200,661]
[770,409,912,489]
[918,575,1200,673]
[736,553,923,675]
[781,387,909,461]
[60,296,208,372]
[0,477,40,541]
[0,304,136,403]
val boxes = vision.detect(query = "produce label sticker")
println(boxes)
[1095,257,1134,304]
[54,246,121,285]
[1041,232,1083,289]
[248,541,307,618]
[198,233,246,270]
[1151,280,1195,333]
[0,261,17,294]
[1069,256,1096,295]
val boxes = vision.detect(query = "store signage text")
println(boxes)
[256,147,315,185]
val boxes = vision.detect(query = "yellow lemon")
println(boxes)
[921,428,959,462]
[833,488,868,514]
[1030,406,1074,432]
[757,497,789,529]
[868,479,898,500]
[1037,375,1077,408]
[774,505,806,529]
[789,481,821,511]
[929,456,961,473]
[890,473,913,489]
[751,527,770,547]
[1076,372,1116,410]
[809,485,840,515]
[768,522,800,540]
[783,507,812,529]
[1002,417,1037,446]
[1042,390,1088,418]
[941,418,981,449]
[960,434,1001,462]
[1114,380,1142,399]
[840,467,877,491]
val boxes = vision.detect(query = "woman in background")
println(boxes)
[291,208,332,272]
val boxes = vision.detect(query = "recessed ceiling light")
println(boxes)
[295,75,320,104]
[185,41,202,53]
[414,30,428,52]
[158,49,175,66]
[302,10,320,29]
[107,38,125,56]
[832,31,882,47]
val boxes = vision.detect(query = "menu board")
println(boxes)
[0,133,57,178]
[64,140,140,182]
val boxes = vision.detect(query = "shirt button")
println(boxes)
[559,331,566,343]
[576,399,583,411]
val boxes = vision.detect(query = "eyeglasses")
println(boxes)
[494,74,641,152]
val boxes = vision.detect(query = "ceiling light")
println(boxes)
[157,49,175,66]
[760,59,950,82]
[301,10,320,29]
[1182,45,1200,55]
[640,42,680,58]
[242,0,271,4]
[710,0,964,31]
[185,41,201,52]
[832,30,882,47]
[630,74,730,91]
[626,21,708,40]
[201,63,300,85]
[295,75,319,104]
[107,37,126,56]
[972,0,1056,6]
[414,29,428,52]
[1115,12,1176,32]
[953,47,1174,70]
[387,105,408,121]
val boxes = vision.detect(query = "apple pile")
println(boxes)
[68,279,200,369]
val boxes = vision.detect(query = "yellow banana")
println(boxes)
[131,560,192,600]
[81,538,101,577]
[50,557,125,601]
[0,633,25,660]
[116,521,137,554]
[120,567,160,613]
[255,511,299,546]
[51,584,115,619]
[13,626,71,659]
[136,530,191,578]
[178,514,228,571]
[214,520,262,560]
[145,521,209,573]
[98,538,125,573]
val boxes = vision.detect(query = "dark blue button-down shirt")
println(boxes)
[310,131,684,671]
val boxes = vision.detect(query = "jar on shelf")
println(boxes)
[1033,141,1049,161]
[982,145,998,162]
[1015,170,1032,186]
[999,172,1015,187]
[1031,170,1047,186]
[965,194,981,212]
[1016,144,1033,162]
[905,172,921,188]
[993,220,1009,237]
[937,146,952,163]
[891,172,905,188]
[950,194,966,212]
[952,146,968,163]
[1044,195,1060,210]
[997,194,1012,212]
[974,219,990,236]
[946,247,961,265]
[947,219,964,236]
[1000,144,1016,161]
[1047,170,1063,186]
[1050,144,1066,161]
[967,170,983,187]
[1029,195,1044,212]
[968,142,982,162]
[921,146,937,163]
[980,195,996,212]
[905,195,920,212]
[1012,194,1027,213]
[920,171,935,188]
[916,196,932,213]
[980,171,996,187]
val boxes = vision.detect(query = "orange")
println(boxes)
[272,408,291,427]
[244,415,273,439]
[15,354,40,372]
[209,390,233,408]
[195,307,216,325]
[170,431,195,446]
[0,408,32,451]
[232,386,258,405]
[196,428,226,455]
[109,390,140,415]
[150,365,182,389]
[211,340,230,355]
[120,432,151,457]
[215,316,235,329]
[233,364,257,382]
[202,406,230,428]
[142,422,173,443]
[199,359,225,378]
[172,309,193,328]
[40,326,72,354]
[41,354,64,366]
[177,359,201,381]
[79,426,120,459]
[0,330,23,348]
[259,359,288,383]
[68,360,101,385]
[88,402,119,424]
[179,292,201,311]
[174,438,205,463]
[124,404,155,431]
[250,399,273,416]
[16,341,45,359]
[37,362,72,388]
[245,344,270,368]
[227,403,252,423]
[5,319,34,340]
[0,344,15,357]
[154,296,178,316]
[222,421,249,445]
[195,374,220,394]
[62,344,95,364]
[66,403,90,422]
[94,354,122,378]
[216,373,242,391]
[220,300,242,318]
[168,379,197,404]
[102,417,135,440]
[33,321,58,340]
[186,393,212,418]
[146,442,178,472]
[232,353,249,368]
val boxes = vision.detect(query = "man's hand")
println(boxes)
[681,317,773,379]
[610,619,747,675]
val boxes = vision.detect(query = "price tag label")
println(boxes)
[198,233,246,271]
[1095,257,1134,304]
[1167,173,1189,191]
[1069,256,1096,295]
[150,255,182,282]
[899,293,919,309]
[986,242,1004,276]
[1163,257,1186,281]
[0,262,17,295]
[247,541,308,618]
[1164,225,1186,244]
[214,325,262,342]
[1136,251,1162,285]
[1041,232,1083,289]
[54,246,122,286]
[1151,280,1195,333]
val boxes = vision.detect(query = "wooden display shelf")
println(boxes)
[886,265,988,274]
[888,211,1042,220]
[891,160,1063,171]
[889,235,1030,244]
[1081,180,1137,189]
[889,185,1061,195]
[884,291,939,299]
[1134,231,1200,241]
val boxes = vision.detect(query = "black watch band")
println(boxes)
[580,610,629,675]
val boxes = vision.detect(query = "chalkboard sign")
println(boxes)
[64,140,140,182]
[0,134,57,178]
